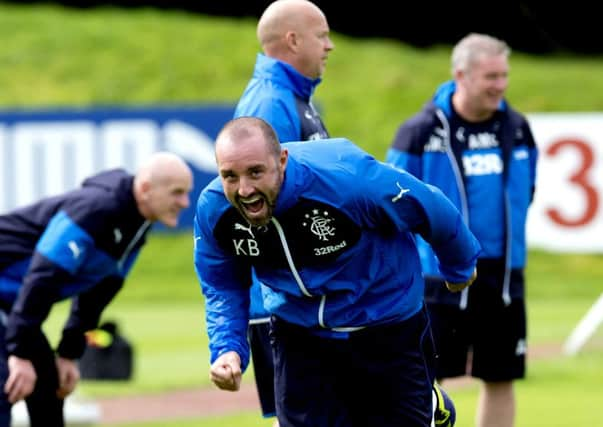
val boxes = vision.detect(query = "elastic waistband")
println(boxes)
[271,305,426,339]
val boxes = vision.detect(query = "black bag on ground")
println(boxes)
[79,321,133,380]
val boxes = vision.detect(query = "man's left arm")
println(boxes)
[56,276,123,360]
[367,164,481,285]
[414,182,481,285]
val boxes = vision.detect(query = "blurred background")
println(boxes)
[0,1,602,426]
[11,0,603,54]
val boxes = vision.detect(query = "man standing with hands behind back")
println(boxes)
[386,33,538,427]
[235,0,333,142]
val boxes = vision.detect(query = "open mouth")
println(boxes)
[239,195,266,218]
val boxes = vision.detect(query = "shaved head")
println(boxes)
[216,116,281,161]
[134,151,193,227]
[256,0,332,78]
[215,117,288,226]
[258,0,322,48]
[136,151,191,186]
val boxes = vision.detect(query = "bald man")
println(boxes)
[0,152,193,427]
[194,117,479,427]
[233,1,334,425]
[234,0,334,141]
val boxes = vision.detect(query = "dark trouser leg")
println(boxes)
[347,306,436,427]
[0,312,11,427]
[271,306,436,427]
[271,317,350,427]
[25,334,64,427]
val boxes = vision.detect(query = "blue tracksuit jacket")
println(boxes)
[234,52,330,320]
[234,53,328,144]
[386,80,538,305]
[0,169,151,360]
[193,138,481,371]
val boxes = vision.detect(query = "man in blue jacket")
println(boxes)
[233,1,333,424]
[386,33,538,427]
[0,152,193,427]
[194,117,480,427]
[234,0,333,143]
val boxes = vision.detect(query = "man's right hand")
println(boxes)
[4,355,37,403]
[445,267,478,293]
[209,351,242,391]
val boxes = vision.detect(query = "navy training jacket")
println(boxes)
[0,169,151,360]
[386,80,538,305]
[193,138,481,371]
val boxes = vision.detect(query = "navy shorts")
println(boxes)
[427,268,527,382]
[248,320,276,418]
[270,306,437,427]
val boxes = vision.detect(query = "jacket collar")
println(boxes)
[432,80,507,118]
[254,53,322,100]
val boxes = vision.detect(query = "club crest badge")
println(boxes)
[302,209,335,241]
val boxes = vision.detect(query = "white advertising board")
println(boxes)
[526,113,603,253]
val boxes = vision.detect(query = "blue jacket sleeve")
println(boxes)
[386,117,426,177]
[193,195,252,372]
[385,147,422,177]
[360,161,481,284]
[57,275,124,359]
[5,252,65,359]
[5,211,97,359]
[419,183,481,283]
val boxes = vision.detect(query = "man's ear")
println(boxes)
[139,180,152,199]
[280,148,289,169]
[285,30,299,53]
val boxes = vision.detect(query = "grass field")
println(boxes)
[43,234,603,426]
[2,2,603,426]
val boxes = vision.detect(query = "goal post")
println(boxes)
[563,293,603,356]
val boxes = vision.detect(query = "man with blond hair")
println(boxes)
[387,33,539,427]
